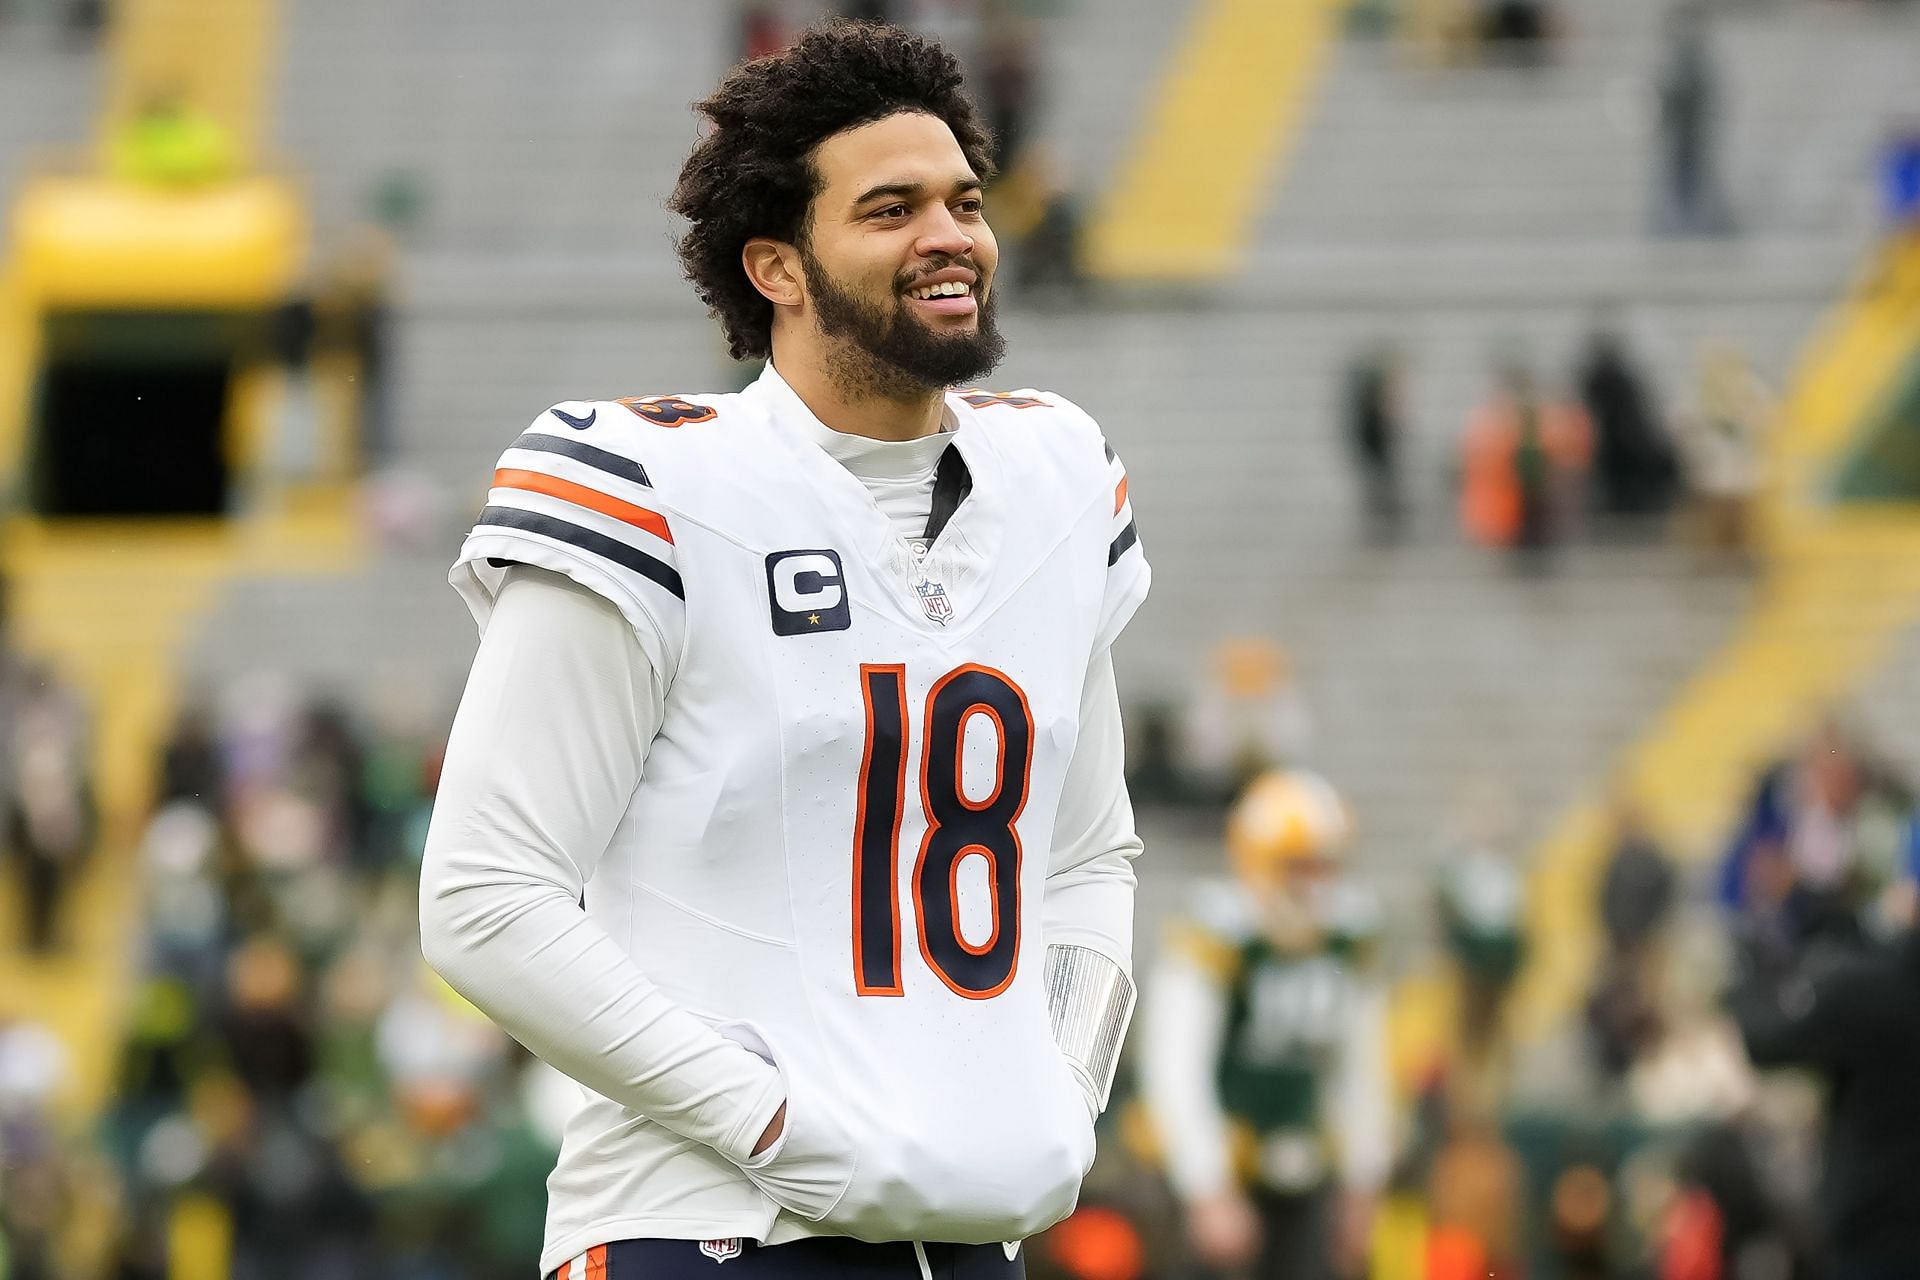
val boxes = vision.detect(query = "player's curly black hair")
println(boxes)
[668,22,996,362]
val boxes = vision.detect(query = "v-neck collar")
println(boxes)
[744,363,1002,634]
[746,361,989,550]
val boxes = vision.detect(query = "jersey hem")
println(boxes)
[540,1213,778,1276]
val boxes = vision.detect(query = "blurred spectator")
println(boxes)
[1677,344,1770,569]
[1599,803,1677,959]
[1730,914,1920,1278]
[1625,922,1758,1129]
[1881,120,1920,232]
[290,698,370,866]
[1717,721,1912,963]
[1459,364,1592,567]
[1658,1120,1799,1280]
[1403,0,1480,66]
[1433,849,1526,1121]
[1577,326,1680,519]
[1122,702,1203,809]
[1586,802,1676,1080]
[1182,637,1314,801]
[158,702,224,809]
[980,17,1037,171]
[62,0,104,45]
[0,1016,70,1280]
[1546,1162,1609,1280]
[1424,1132,1524,1280]
[1412,852,1528,1280]
[1477,0,1556,64]
[220,936,315,1102]
[4,663,95,954]
[275,224,398,477]
[1344,346,1409,541]
[739,0,787,61]
[1655,5,1734,237]
[1008,147,1091,301]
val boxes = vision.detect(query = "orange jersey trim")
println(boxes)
[493,469,674,544]
[1114,475,1129,515]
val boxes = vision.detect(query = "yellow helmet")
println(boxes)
[1226,769,1352,885]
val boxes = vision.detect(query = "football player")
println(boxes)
[1141,771,1393,1280]
[419,21,1149,1280]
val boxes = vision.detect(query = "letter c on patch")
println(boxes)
[766,548,852,635]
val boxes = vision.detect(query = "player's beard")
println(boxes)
[802,246,1006,400]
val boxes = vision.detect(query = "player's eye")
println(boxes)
[954,198,984,217]
[871,204,911,221]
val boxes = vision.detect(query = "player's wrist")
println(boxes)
[1044,943,1135,1114]
[751,1101,787,1157]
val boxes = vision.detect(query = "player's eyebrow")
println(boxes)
[851,176,982,209]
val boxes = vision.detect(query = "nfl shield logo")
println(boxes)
[699,1238,744,1264]
[914,577,954,624]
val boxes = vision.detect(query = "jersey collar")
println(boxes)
[746,361,961,452]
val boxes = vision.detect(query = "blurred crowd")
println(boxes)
[0,660,582,1280]
[1336,327,1773,570]
[1055,683,1920,1279]
[15,656,1918,1277]
[0,648,94,962]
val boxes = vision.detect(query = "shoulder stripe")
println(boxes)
[493,469,674,544]
[1108,520,1139,566]
[1114,474,1129,516]
[1104,442,1116,463]
[507,431,652,489]
[476,506,685,599]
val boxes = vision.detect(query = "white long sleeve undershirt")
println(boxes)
[420,429,1140,1168]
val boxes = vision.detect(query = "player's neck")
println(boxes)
[772,348,946,443]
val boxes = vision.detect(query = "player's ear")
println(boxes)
[742,238,804,308]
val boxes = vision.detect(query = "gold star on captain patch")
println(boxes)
[807,614,821,625]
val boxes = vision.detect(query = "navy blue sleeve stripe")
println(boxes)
[507,432,652,489]
[476,506,685,600]
[1108,520,1139,566]
[1103,442,1116,463]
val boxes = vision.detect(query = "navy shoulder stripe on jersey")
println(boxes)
[507,431,652,489]
[477,506,685,599]
[1108,520,1139,567]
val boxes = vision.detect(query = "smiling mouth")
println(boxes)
[905,280,973,301]
[902,279,979,318]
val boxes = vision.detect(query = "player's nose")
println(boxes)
[915,206,975,258]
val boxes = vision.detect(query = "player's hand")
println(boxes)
[1185,1190,1260,1271]
[1334,1189,1377,1278]
[751,1102,787,1157]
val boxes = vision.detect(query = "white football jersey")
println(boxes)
[449,365,1148,1256]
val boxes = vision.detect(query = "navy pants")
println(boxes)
[548,1237,1025,1279]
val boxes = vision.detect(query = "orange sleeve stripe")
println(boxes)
[1113,474,1129,515]
[494,469,674,544]
[587,1245,608,1280]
